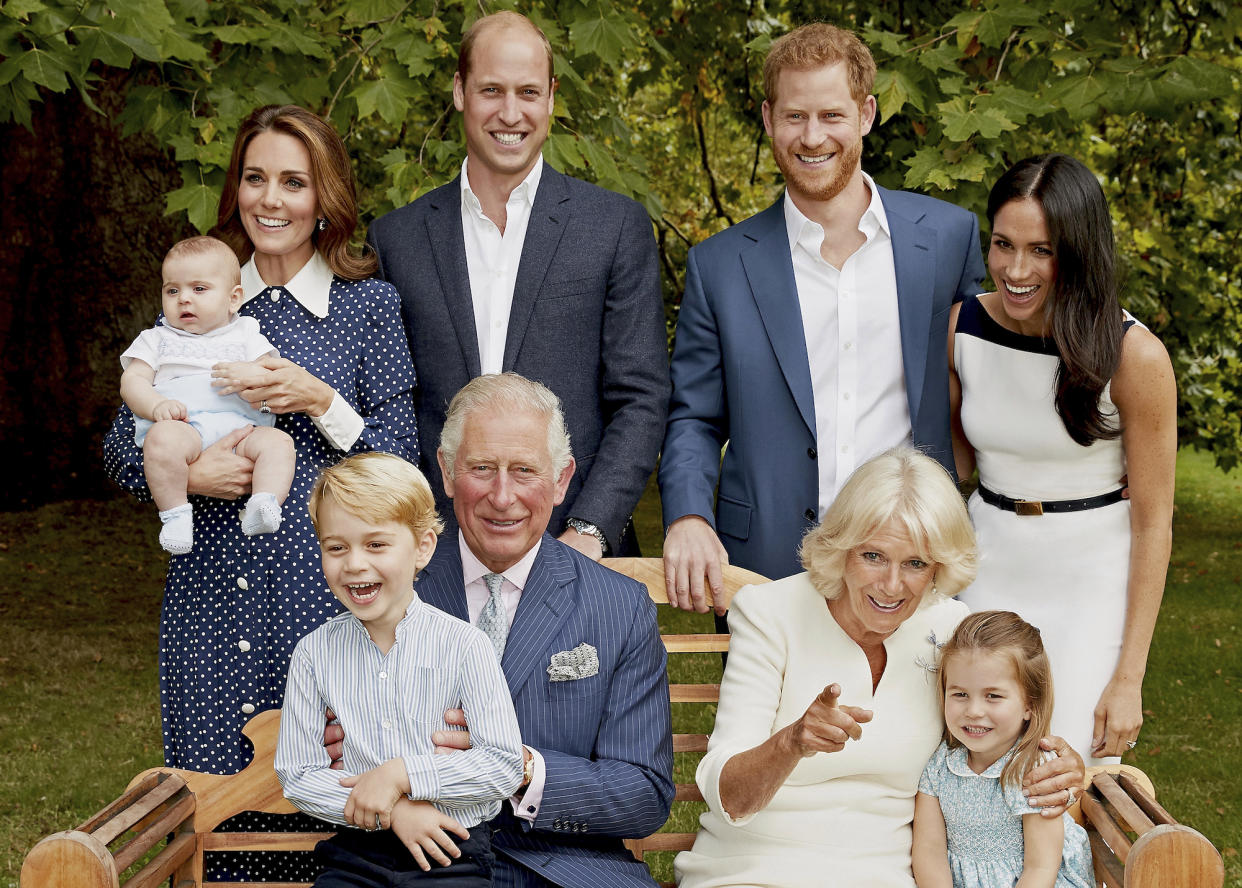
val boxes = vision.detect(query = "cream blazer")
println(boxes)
[675,574,969,888]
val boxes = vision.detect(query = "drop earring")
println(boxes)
[316,217,327,232]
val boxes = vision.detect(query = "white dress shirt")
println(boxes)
[784,172,913,517]
[457,532,549,822]
[241,252,364,450]
[460,157,544,375]
[275,594,525,828]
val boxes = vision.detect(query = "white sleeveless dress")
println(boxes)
[955,294,1133,763]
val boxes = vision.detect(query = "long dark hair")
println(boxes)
[987,154,1122,445]
[216,105,376,281]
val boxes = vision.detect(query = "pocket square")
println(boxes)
[547,643,599,682]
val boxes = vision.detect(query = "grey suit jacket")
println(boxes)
[367,163,669,551]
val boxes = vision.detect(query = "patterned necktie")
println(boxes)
[477,572,508,661]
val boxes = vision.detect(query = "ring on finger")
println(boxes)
[260,399,271,415]
[1066,787,1078,806]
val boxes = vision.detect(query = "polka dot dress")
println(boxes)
[103,273,418,771]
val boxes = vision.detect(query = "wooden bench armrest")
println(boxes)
[1077,765,1223,887]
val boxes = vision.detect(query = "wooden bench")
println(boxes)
[22,558,1223,888]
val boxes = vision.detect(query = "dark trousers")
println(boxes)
[314,821,493,887]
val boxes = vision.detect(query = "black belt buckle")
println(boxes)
[1014,499,1044,516]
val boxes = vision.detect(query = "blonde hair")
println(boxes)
[164,236,241,287]
[439,373,572,478]
[799,447,976,600]
[309,453,444,539]
[937,610,1054,789]
[763,22,876,108]
[458,11,555,86]
[216,105,377,281]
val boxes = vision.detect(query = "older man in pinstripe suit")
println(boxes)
[417,373,673,888]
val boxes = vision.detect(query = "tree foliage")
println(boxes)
[2,0,1239,466]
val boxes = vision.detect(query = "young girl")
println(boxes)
[912,611,1094,888]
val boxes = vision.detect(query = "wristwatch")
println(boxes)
[566,517,609,555]
[522,749,536,788]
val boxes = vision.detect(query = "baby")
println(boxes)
[120,235,295,554]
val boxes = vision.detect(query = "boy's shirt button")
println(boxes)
[241,703,255,714]
[238,640,251,652]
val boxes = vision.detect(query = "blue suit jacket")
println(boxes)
[416,535,673,888]
[367,163,670,552]
[659,188,985,582]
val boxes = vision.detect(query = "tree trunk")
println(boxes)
[0,77,192,505]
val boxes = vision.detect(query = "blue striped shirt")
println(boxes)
[275,594,524,827]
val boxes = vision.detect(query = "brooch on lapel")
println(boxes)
[915,630,946,675]
[548,643,599,682]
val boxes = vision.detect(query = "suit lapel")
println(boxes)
[880,187,936,430]
[739,198,816,438]
[503,162,569,369]
[415,539,470,622]
[500,535,575,698]
[425,180,482,377]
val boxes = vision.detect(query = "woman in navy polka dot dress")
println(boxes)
[103,105,418,778]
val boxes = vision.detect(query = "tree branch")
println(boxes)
[692,93,735,226]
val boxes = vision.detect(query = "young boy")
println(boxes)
[119,235,295,554]
[276,452,524,886]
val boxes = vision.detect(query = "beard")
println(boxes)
[773,133,862,204]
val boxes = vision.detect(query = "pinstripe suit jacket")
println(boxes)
[416,534,673,888]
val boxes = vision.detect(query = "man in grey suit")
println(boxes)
[368,11,669,559]
[660,23,985,609]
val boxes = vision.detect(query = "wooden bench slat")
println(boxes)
[79,772,174,835]
[670,684,720,703]
[201,831,332,852]
[672,733,708,753]
[1088,829,1128,887]
[84,774,187,847]
[113,795,197,872]
[123,831,196,888]
[673,784,704,803]
[1118,772,1177,826]
[1082,792,1133,862]
[663,634,730,653]
[1092,772,1156,834]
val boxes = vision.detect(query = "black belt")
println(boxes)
[976,482,1125,516]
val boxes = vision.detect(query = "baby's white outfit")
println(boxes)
[121,315,278,448]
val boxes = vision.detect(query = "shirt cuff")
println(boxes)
[509,745,546,823]
[311,391,364,452]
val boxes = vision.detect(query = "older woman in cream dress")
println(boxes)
[675,448,1084,888]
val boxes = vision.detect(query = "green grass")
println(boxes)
[2,451,1239,886]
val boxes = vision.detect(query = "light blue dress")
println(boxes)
[919,741,1093,888]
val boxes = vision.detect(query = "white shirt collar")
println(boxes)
[241,251,333,318]
[782,170,891,252]
[460,155,544,216]
[458,530,541,592]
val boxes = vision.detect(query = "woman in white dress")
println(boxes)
[675,449,1084,888]
[949,154,1176,763]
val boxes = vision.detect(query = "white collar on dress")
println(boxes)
[241,251,333,318]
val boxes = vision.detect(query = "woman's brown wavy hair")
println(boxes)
[215,105,376,281]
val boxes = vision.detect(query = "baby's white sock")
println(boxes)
[242,492,283,536]
[158,503,194,555]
